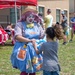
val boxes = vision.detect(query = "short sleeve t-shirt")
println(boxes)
[71,17,75,27]
[61,16,67,28]
[44,15,53,28]
[39,41,60,72]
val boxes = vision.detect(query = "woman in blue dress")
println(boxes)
[10,7,45,75]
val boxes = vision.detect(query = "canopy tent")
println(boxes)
[0,5,20,9]
[0,0,37,6]
[0,0,37,23]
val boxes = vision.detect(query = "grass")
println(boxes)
[59,40,75,75]
[0,41,20,75]
[0,35,75,75]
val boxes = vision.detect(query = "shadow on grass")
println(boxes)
[0,39,15,46]
[0,43,14,47]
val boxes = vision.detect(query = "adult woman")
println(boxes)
[10,7,45,75]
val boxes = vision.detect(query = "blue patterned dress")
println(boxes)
[10,22,45,73]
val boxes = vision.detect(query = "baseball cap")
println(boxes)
[61,11,65,15]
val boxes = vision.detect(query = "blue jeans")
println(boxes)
[43,70,59,75]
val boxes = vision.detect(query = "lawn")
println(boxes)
[0,37,75,75]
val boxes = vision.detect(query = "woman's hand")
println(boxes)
[31,39,36,47]
[31,39,38,51]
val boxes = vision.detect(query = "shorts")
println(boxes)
[63,27,68,35]
[72,25,75,31]
[43,70,60,75]
[8,32,11,35]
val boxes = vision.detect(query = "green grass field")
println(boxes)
[0,37,75,75]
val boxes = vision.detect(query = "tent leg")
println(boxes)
[15,1,17,24]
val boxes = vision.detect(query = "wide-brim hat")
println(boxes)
[22,6,38,15]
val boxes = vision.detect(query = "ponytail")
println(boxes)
[53,24,64,40]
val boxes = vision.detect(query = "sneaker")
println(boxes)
[62,42,67,45]
[69,39,72,42]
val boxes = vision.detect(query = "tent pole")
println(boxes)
[15,0,17,24]
[19,6,21,19]
[36,5,38,11]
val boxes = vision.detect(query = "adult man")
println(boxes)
[61,11,68,45]
[69,13,75,41]
[44,9,53,29]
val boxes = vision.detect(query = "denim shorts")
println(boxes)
[43,70,60,75]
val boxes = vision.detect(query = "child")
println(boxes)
[32,24,64,75]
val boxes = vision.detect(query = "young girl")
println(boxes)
[32,24,64,75]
